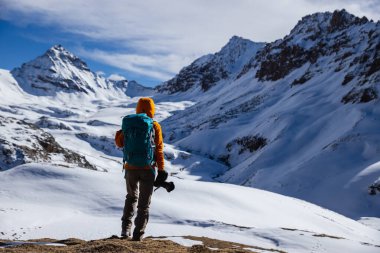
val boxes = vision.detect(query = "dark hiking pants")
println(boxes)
[121,169,155,238]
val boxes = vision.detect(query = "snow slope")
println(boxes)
[158,10,380,218]
[1,162,380,252]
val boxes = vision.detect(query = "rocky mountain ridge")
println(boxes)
[251,9,379,104]
[159,10,379,105]
[156,36,264,93]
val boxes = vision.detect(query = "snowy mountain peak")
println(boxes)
[217,36,262,66]
[328,9,368,31]
[220,36,253,52]
[45,44,90,72]
[11,45,112,96]
[157,36,264,94]
[289,9,369,39]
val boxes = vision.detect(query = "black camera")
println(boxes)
[154,170,175,192]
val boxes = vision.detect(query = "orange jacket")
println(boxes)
[115,98,165,171]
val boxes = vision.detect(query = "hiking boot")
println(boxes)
[131,236,142,241]
[121,227,131,239]
[132,232,143,241]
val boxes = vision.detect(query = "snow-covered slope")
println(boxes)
[1,162,380,252]
[158,9,380,218]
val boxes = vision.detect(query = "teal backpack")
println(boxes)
[121,113,155,167]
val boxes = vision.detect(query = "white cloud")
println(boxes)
[96,71,105,76]
[1,0,379,81]
[78,48,191,80]
[108,73,126,81]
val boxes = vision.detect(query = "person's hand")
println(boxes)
[154,170,168,187]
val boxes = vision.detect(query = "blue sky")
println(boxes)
[0,20,162,86]
[0,0,379,87]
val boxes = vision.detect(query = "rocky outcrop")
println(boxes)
[35,116,72,130]
[341,87,378,104]
[0,116,96,171]
[226,135,267,155]
[0,236,263,253]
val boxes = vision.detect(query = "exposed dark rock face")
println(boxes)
[217,154,231,167]
[341,87,378,104]
[366,52,380,77]
[292,71,313,86]
[256,45,310,81]
[328,10,368,32]
[226,135,267,155]
[342,73,354,85]
[157,60,225,93]
[35,116,72,130]
[0,116,96,171]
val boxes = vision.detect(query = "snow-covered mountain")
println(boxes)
[11,45,107,95]
[156,36,264,93]
[158,9,380,218]
[11,45,154,98]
